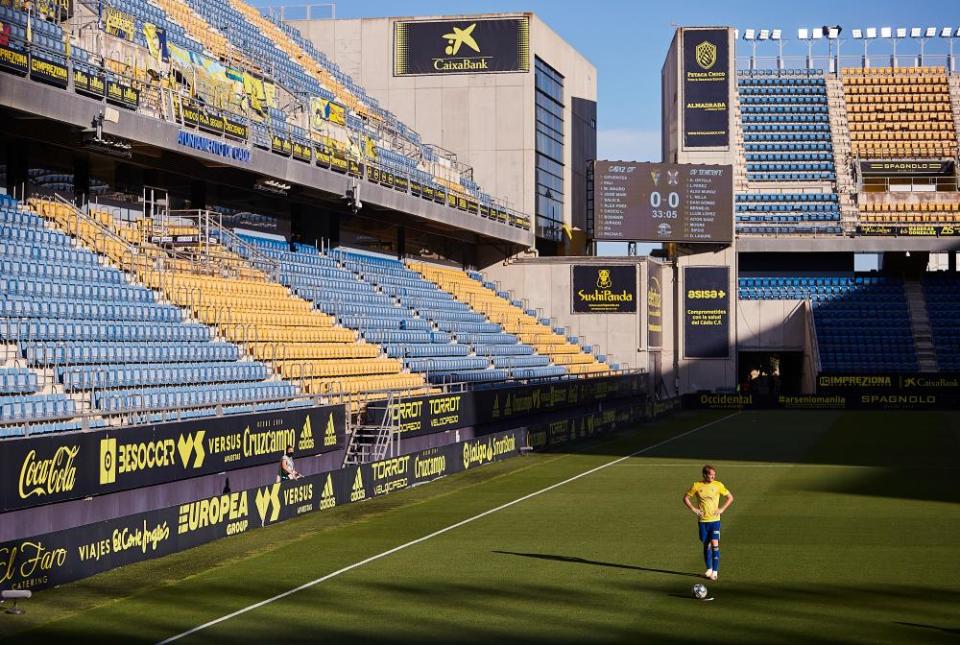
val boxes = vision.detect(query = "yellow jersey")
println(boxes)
[686,480,730,522]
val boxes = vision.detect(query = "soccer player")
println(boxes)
[683,464,733,580]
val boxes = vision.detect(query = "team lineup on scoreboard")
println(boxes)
[593,161,733,244]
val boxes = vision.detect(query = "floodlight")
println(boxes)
[940,27,952,38]
[798,28,810,40]
[895,27,906,38]
[866,28,877,38]
[759,29,770,40]
[955,26,960,37]
[812,29,823,40]
[852,29,863,39]
[744,28,756,40]
[880,27,892,38]
[828,27,840,39]
[910,27,922,38]
[925,27,937,38]
[771,29,782,40]
[734,29,739,40]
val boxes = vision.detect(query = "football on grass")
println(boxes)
[692,583,708,599]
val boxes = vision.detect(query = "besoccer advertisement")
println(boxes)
[0,405,345,512]
[0,431,519,592]
[394,17,530,76]
[572,265,637,314]
[683,266,730,359]
[682,28,730,148]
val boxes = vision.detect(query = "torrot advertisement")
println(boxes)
[682,28,730,148]
[367,374,648,438]
[683,266,730,359]
[572,265,637,314]
[0,431,520,592]
[394,17,530,76]
[1,405,345,512]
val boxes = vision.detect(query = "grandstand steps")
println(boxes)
[904,280,939,372]
[824,77,856,198]
[732,93,749,192]
[949,74,960,150]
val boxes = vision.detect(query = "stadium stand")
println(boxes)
[231,235,568,384]
[0,195,303,434]
[735,70,843,236]
[409,263,610,376]
[27,198,432,406]
[738,70,837,183]
[0,0,529,232]
[922,275,960,371]
[858,200,960,225]
[735,192,841,235]
[739,275,918,372]
[842,66,958,160]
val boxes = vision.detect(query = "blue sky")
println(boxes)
[254,1,959,254]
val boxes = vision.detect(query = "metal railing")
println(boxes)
[0,21,536,235]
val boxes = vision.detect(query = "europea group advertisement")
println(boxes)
[0,431,520,592]
[1,405,346,512]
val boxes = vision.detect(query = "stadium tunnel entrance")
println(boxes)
[737,351,803,395]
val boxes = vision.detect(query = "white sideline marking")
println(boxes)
[157,412,737,644]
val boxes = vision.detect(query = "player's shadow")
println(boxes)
[492,550,701,578]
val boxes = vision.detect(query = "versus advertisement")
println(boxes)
[394,17,530,76]
[682,28,730,149]
[860,160,955,176]
[683,266,730,359]
[0,430,520,592]
[647,263,664,348]
[0,406,345,512]
[368,374,648,439]
[572,265,637,314]
[683,392,960,411]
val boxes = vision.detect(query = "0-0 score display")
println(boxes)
[593,161,733,243]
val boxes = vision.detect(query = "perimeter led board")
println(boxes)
[593,161,733,243]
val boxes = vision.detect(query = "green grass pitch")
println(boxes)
[1,410,958,643]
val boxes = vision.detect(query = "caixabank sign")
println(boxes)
[394,17,530,76]
[0,431,520,592]
[366,374,647,438]
[0,406,345,512]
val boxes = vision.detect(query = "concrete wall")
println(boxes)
[736,299,806,350]
[290,14,597,231]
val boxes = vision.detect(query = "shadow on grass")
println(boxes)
[12,578,959,644]
[894,621,960,636]
[492,550,702,578]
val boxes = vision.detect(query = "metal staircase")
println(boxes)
[904,280,938,373]
[342,394,399,465]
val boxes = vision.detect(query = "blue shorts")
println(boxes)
[698,520,721,543]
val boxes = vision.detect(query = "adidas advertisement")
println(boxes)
[0,430,519,593]
[367,374,647,438]
[0,405,345,512]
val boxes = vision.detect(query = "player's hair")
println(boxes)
[702,464,716,476]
